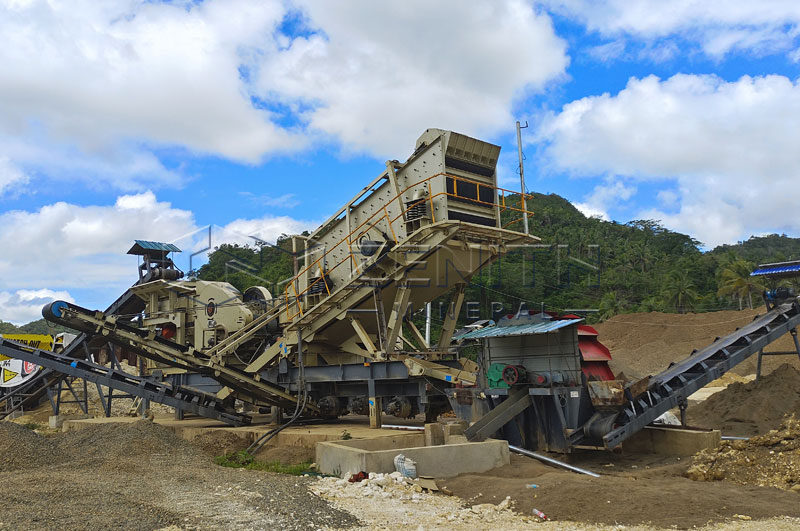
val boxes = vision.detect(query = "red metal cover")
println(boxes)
[582,361,615,381]
[579,337,612,361]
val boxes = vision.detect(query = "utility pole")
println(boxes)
[516,120,529,235]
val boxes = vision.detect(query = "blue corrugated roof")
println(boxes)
[751,264,800,277]
[455,318,582,339]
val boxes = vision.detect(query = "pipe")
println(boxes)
[508,445,600,478]
[721,436,750,441]
[383,424,423,431]
[382,424,600,478]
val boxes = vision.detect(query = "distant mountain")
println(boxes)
[0,318,71,335]
[710,234,800,264]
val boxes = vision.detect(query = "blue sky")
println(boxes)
[1,0,800,323]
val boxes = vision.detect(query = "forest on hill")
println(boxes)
[195,192,800,330]
[7,193,787,343]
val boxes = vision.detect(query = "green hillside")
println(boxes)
[12,193,796,332]
[192,192,798,329]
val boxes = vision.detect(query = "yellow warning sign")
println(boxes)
[2,368,18,383]
[0,334,54,362]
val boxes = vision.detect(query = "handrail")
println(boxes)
[283,172,535,321]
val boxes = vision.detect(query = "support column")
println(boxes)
[385,281,412,354]
[368,379,382,429]
[437,283,466,350]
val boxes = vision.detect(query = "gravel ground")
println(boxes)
[311,473,800,531]
[0,420,358,530]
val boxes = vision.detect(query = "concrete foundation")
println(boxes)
[50,414,91,429]
[61,415,423,450]
[624,425,721,455]
[316,432,509,478]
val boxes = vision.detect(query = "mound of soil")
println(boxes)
[595,309,800,379]
[688,415,800,491]
[687,364,800,436]
[0,422,64,471]
[191,430,249,456]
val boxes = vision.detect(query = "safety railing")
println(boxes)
[283,173,534,321]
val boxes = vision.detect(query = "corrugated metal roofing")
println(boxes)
[127,240,181,255]
[751,264,800,277]
[455,318,582,339]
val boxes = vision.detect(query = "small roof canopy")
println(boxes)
[127,240,181,257]
[751,259,800,279]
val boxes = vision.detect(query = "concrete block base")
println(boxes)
[624,425,721,456]
[316,432,509,478]
[49,414,91,429]
[424,423,444,446]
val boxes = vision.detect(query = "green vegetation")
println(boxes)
[0,318,71,335]
[10,193,799,333]
[189,193,800,328]
[214,450,314,475]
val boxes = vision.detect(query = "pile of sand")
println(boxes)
[595,309,800,378]
[687,364,800,436]
[688,415,800,492]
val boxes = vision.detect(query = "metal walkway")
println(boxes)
[0,338,250,426]
[603,301,800,448]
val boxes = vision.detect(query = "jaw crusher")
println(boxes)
[35,129,537,424]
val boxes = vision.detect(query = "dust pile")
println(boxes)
[595,309,800,378]
[687,364,800,435]
[688,415,800,492]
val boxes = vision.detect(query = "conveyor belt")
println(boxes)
[603,301,800,448]
[0,285,146,418]
[43,300,319,414]
[0,338,250,426]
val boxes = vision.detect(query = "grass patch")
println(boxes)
[20,422,43,431]
[214,450,314,476]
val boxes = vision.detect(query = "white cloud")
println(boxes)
[0,192,318,322]
[573,177,637,221]
[537,73,800,247]
[0,156,29,196]
[0,289,75,326]
[544,0,800,58]
[0,0,568,190]
[573,202,610,220]
[258,0,569,158]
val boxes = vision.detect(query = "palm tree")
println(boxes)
[662,270,698,313]
[717,259,765,310]
[598,291,625,321]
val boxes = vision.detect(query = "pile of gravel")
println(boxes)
[0,422,64,471]
[56,420,202,468]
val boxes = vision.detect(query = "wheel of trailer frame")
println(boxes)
[501,364,521,386]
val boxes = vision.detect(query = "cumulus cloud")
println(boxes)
[0,156,29,195]
[544,0,800,58]
[0,289,75,326]
[0,191,318,322]
[573,177,637,221]
[0,0,568,191]
[260,0,569,157]
[537,73,800,247]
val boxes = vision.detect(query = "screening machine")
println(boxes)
[7,129,536,426]
[4,127,798,454]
